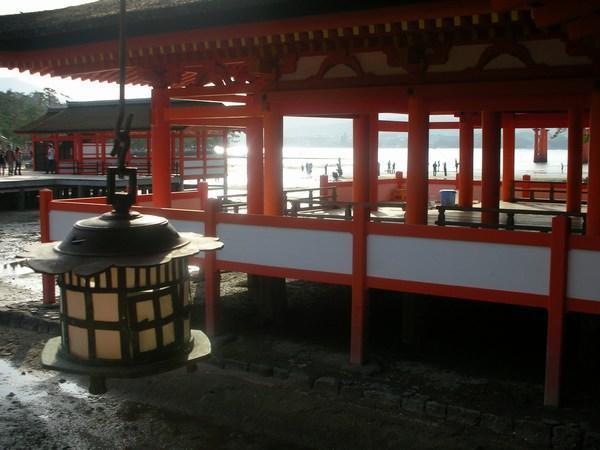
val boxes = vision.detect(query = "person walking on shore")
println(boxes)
[5,147,15,176]
[0,149,5,176]
[14,147,22,175]
[46,144,56,174]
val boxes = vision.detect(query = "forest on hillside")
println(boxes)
[0,88,62,147]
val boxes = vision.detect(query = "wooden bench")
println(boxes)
[436,205,586,233]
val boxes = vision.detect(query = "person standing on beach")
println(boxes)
[14,147,22,175]
[5,147,15,176]
[443,161,447,177]
[0,149,5,176]
[46,144,56,174]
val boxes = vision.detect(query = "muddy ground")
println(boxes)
[1,210,600,448]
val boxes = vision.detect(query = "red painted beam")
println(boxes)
[533,2,600,28]
[165,104,260,121]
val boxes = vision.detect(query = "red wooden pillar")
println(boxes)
[567,106,584,213]
[39,189,56,304]
[369,114,379,206]
[481,111,502,225]
[405,95,429,225]
[350,114,371,364]
[246,118,264,215]
[544,215,569,406]
[150,86,172,208]
[501,113,516,202]
[458,112,474,207]
[204,198,220,337]
[197,180,208,210]
[588,88,600,236]
[263,111,283,216]
[353,114,370,204]
[583,128,590,165]
[533,128,540,162]
[351,204,369,364]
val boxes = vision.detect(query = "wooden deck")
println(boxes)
[292,201,587,233]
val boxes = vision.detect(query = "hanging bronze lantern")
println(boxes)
[22,167,222,393]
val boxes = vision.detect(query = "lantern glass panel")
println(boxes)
[184,319,190,341]
[149,267,157,284]
[66,290,86,320]
[159,294,173,318]
[95,330,122,359]
[99,272,107,288]
[68,325,89,359]
[92,293,119,322]
[136,300,155,322]
[162,323,175,346]
[126,268,136,288]
[139,328,157,352]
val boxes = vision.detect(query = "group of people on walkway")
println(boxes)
[0,147,23,176]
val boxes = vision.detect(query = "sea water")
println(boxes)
[224,146,580,191]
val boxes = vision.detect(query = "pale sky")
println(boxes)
[0,0,152,101]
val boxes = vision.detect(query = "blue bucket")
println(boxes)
[440,189,457,206]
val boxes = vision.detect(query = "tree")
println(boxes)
[0,88,63,147]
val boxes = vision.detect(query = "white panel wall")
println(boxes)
[49,211,98,241]
[368,235,550,295]
[170,219,205,235]
[217,223,352,274]
[568,249,600,301]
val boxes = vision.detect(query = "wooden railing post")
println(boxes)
[544,215,570,406]
[350,203,369,363]
[39,189,56,305]
[203,198,221,337]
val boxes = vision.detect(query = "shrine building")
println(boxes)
[1,0,599,406]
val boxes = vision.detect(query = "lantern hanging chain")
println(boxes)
[111,0,133,178]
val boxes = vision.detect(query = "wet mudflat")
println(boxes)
[0,325,538,450]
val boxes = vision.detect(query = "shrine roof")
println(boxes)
[0,0,431,51]
[16,98,217,133]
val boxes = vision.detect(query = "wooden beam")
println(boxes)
[164,104,261,122]
[566,12,600,39]
[533,2,600,28]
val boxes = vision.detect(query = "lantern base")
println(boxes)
[41,330,211,393]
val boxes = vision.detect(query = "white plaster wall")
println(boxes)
[368,235,550,295]
[170,220,205,235]
[568,249,600,301]
[49,211,98,241]
[216,223,352,274]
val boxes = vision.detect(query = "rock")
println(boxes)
[249,363,273,377]
[514,418,552,447]
[424,400,447,419]
[446,405,481,426]
[480,413,513,435]
[552,424,583,450]
[287,371,313,389]
[340,384,363,401]
[584,431,600,450]
[402,394,428,414]
[273,367,289,379]
[313,376,339,395]
[363,388,401,407]
[223,359,248,371]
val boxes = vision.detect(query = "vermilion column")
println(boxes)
[458,112,474,207]
[353,114,370,204]
[567,106,583,213]
[481,111,502,225]
[246,118,264,214]
[263,111,284,215]
[150,86,172,208]
[405,95,429,225]
[369,114,379,206]
[587,88,600,236]
[501,113,516,202]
